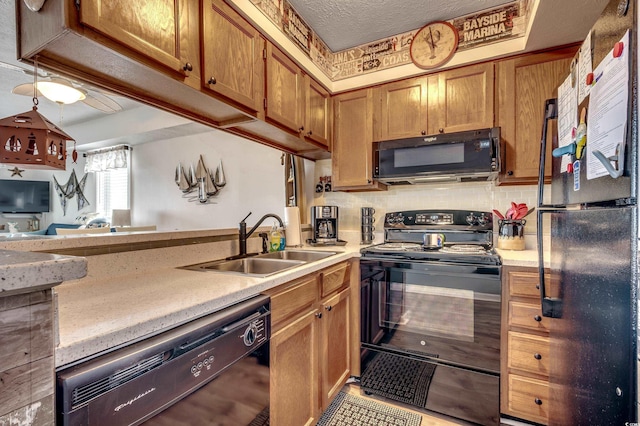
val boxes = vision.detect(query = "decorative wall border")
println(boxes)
[249,0,531,81]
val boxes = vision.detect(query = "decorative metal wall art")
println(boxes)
[175,156,225,204]
[53,170,89,215]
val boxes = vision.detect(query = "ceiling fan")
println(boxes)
[1,61,122,114]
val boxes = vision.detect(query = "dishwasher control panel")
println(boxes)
[188,315,269,379]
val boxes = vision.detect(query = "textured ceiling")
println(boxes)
[286,0,515,51]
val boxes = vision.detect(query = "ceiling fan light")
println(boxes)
[37,81,86,104]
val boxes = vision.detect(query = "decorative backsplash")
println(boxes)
[311,159,542,235]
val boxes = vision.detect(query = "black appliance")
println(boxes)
[537,0,637,424]
[360,209,501,425]
[373,127,501,184]
[56,295,270,426]
[0,179,50,213]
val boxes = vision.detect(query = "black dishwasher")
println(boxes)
[56,295,270,426]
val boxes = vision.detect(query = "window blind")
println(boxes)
[96,167,130,218]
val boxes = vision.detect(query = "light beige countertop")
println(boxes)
[496,248,548,268]
[0,228,238,253]
[54,245,361,367]
[0,249,87,296]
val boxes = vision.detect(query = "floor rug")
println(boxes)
[316,392,422,426]
[359,351,436,408]
[248,406,269,426]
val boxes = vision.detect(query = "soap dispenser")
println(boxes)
[269,222,281,252]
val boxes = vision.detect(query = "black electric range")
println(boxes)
[359,209,503,425]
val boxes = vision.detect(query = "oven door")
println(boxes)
[360,258,501,373]
[360,258,501,425]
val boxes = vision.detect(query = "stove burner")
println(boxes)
[440,244,488,254]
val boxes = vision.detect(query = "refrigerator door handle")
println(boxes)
[537,98,563,318]
[537,208,563,318]
[537,98,558,209]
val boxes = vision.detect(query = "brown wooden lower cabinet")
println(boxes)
[507,374,550,423]
[266,260,356,425]
[501,266,553,425]
[270,309,319,426]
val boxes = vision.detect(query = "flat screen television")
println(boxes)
[0,179,51,213]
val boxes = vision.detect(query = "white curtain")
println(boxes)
[84,145,129,172]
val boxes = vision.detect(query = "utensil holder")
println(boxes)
[497,219,526,250]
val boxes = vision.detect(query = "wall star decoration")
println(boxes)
[9,166,24,177]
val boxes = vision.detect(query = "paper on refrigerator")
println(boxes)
[577,31,593,104]
[557,74,578,173]
[586,30,630,180]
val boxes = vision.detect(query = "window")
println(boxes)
[85,145,131,221]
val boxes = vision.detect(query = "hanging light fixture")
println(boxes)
[0,58,74,170]
[37,77,86,105]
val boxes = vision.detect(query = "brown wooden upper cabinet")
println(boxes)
[79,0,197,81]
[374,63,494,142]
[202,0,265,114]
[332,89,386,191]
[265,43,305,134]
[304,76,332,148]
[429,63,495,134]
[497,47,577,185]
[265,43,331,148]
[375,76,431,141]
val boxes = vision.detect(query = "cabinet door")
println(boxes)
[332,89,385,191]
[202,0,264,113]
[266,43,304,133]
[79,0,188,76]
[429,63,494,134]
[497,47,576,184]
[377,76,429,140]
[319,288,350,409]
[304,76,331,147]
[270,309,319,426]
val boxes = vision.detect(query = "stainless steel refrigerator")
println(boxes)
[537,0,637,424]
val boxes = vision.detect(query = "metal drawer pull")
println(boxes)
[535,398,543,405]
[315,312,322,319]
[533,315,542,322]
[534,353,542,360]
[325,305,332,311]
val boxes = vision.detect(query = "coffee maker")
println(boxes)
[310,206,339,244]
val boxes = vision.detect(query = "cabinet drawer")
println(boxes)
[508,332,550,376]
[508,270,541,298]
[321,262,349,298]
[507,374,549,424]
[509,301,550,333]
[268,275,318,329]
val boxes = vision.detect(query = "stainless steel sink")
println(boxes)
[183,257,305,277]
[257,249,336,262]
[181,250,337,277]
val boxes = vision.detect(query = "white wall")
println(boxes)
[131,129,287,231]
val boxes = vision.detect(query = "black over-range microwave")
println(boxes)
[373,127,501,184]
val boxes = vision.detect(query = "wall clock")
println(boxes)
[410,21,459,69]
